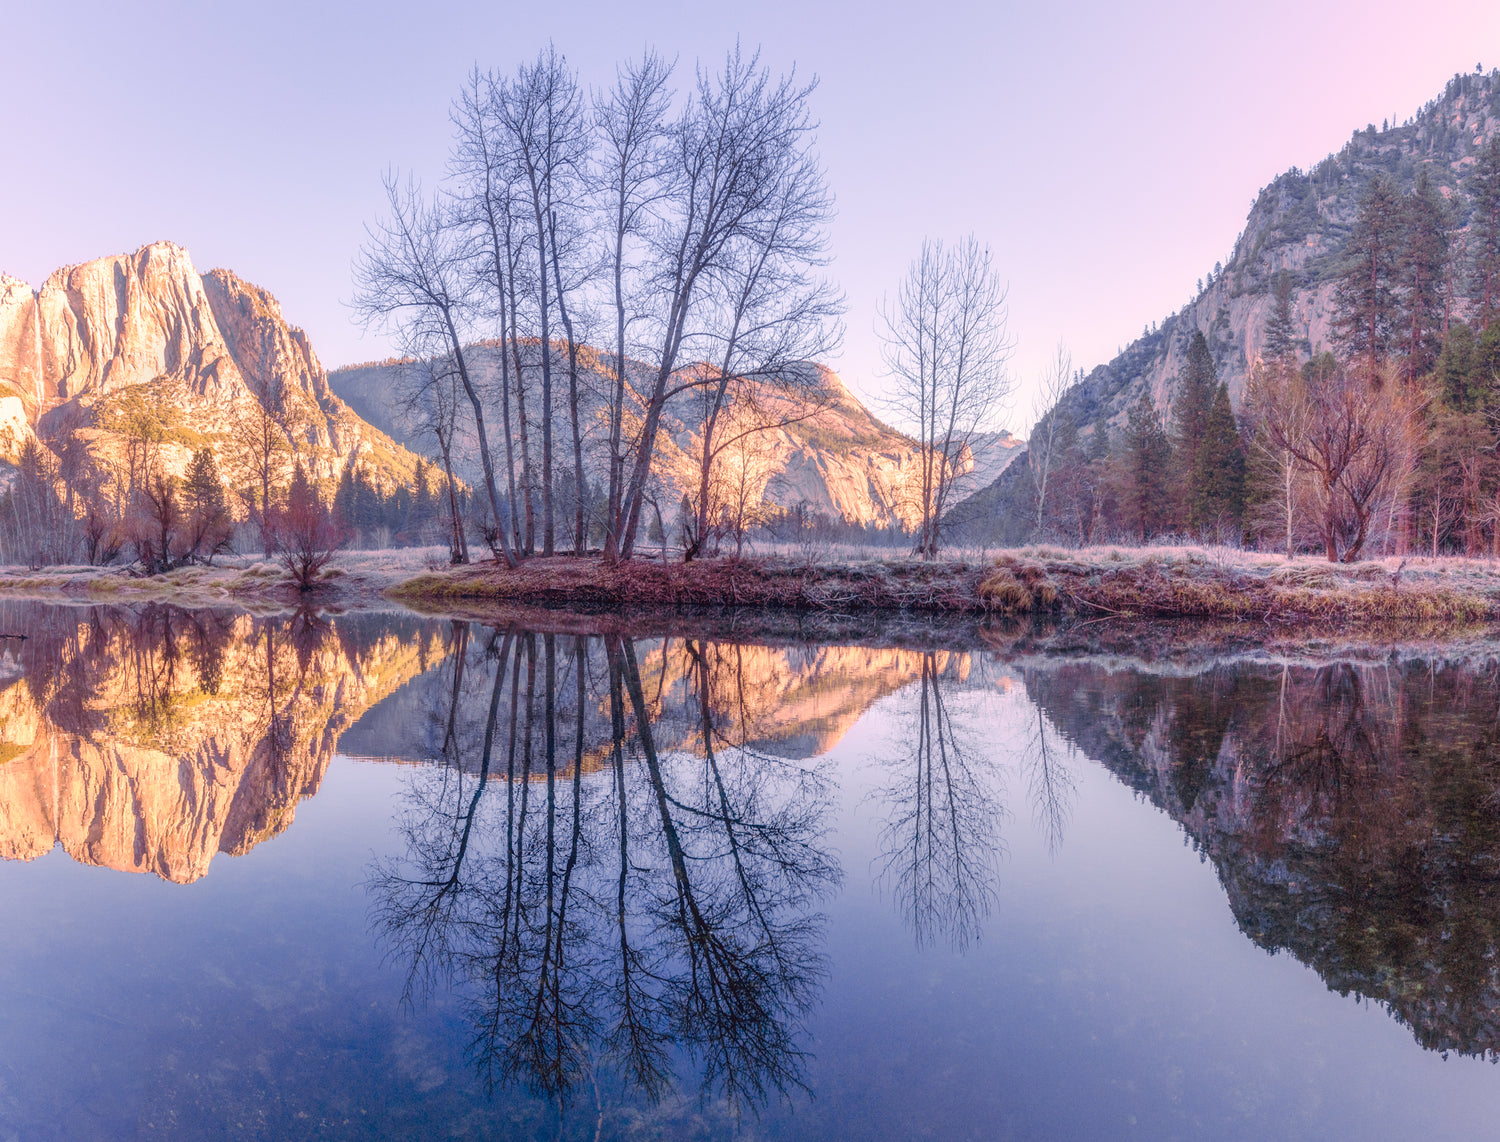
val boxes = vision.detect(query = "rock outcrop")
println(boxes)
[0,242,421,487]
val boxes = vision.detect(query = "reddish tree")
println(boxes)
[271,464,349,591]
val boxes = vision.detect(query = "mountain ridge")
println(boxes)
[957,69,1500,542]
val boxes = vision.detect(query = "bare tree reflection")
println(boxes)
[369,627,837,1130]
[875,653,1005,950]
[1020,695,1077,857]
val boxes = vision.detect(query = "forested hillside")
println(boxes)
[964,69,1500,559]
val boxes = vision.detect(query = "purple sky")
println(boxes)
[4,0,1499,426]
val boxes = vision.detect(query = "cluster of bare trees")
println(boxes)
[1245,355,1422,562]
[354,44,843,567]
[0,421,235,573]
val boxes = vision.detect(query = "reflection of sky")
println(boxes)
[2,670,1500,1138]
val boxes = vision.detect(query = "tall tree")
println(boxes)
[879,236,1013,559]
[1399,169,1450,382]
[499,45,590,555]
[1173,331,1217,530]
[614,48,826,560]
[1334,175,1404,374]
[1027,342,1072,538]
[685,141,843,559]
[352,176,518,567]
[594,51,675,563]
[1263,269,1300,364]
[1468,136,1500,330]
[1120,391,1174,542]
[1193,382,1247,535]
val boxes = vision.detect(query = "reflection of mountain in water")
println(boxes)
[343,634,959,772]
[0,605,438,883]
[1024,657,1500,1059]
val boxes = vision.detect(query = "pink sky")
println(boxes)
[4,0,1499,427]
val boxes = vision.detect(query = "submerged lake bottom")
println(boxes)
[0,602,1498,1139]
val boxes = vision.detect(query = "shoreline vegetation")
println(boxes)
[2,543,1500,628]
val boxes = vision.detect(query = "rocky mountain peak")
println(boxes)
[0,241,421,489]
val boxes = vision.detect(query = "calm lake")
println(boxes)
[1,602,1499,1139]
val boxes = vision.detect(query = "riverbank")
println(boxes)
[2,544,1500,626]
[389,546,1500,624]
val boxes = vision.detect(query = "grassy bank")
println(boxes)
[388,546,1500,625]
[4,544,1499,627]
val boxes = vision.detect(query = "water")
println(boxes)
[1,602,1500,1139]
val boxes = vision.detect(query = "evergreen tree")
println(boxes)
[1263,270,1300,364]
[1122,392,1174,542]
[1435,322,1478,411]
[1173,331,1218,529]
[1193,382,1247,535]
[1468,136,1500,329]
[182,447,232,563]
[1334,175,1404,371]
[1399,169,1450,381]
[183,448,225,518]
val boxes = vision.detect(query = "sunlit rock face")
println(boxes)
[1023,656,1500,1059]
[331,349,1023,532]
[0,607,437,883]
[0,242,420,484]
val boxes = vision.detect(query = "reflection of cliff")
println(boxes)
[637,642,969,760]
[1025,658,1500,1059]
[342,635,965,775]
[0,605,438,883]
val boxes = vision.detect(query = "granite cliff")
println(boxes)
[0,242,421,489]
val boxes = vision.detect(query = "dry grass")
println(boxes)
[393,545,1500,626]
[6,541,1500,628]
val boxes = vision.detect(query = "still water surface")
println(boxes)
[0,603,1499,1139]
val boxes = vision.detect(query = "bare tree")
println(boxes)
[594,51,675,562]
[397,335,470,563]
[613,47,826,561]
[879,236,1013,559]
[353,174,517,566]
[683,144,844,560]
[497,45,591,556]
[1027,341,1072,538]
[1256,359,1419,562]
[451,68,528,549]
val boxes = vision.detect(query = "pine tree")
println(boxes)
[1334,175,1404,371]
[1173,331,1218,529]
[182,447,232,562]
[1469,136,1500,329]
[1263,270,1299,364]
[1193,382,1247,535]
[1399,169,1450,381]
[1122,391,1174,542]
[1434,323,1478,411]
[183,448,225,519]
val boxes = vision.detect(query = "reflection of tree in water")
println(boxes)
[874,653,1006,951]
[1024,655,1500,1059]
[370,629,838,1133]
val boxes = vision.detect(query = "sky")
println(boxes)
[4,0,1500,430]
